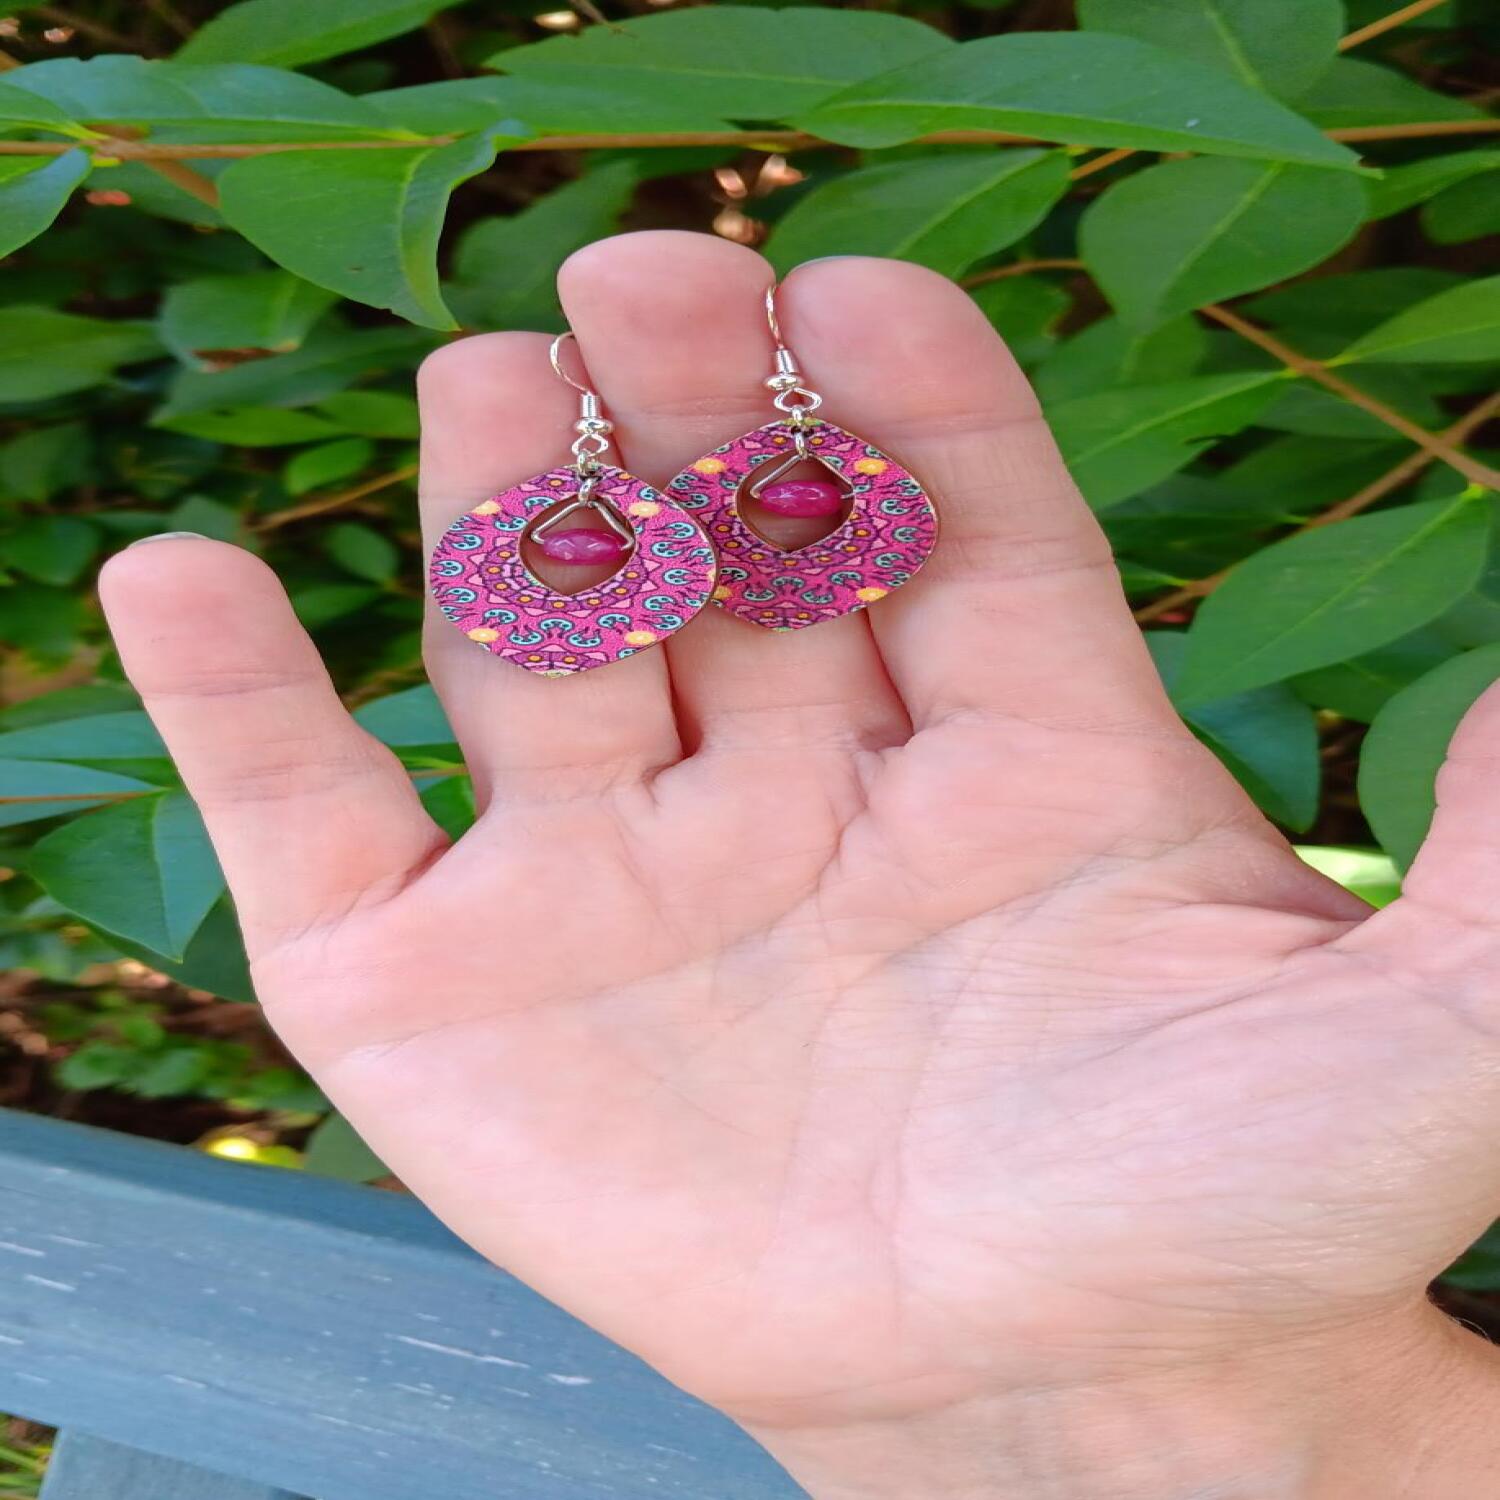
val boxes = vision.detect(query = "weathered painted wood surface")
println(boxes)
[40,1431,304,1500]
[0,1109,804,1500]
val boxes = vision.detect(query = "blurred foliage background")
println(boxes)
[0,0,1494,1268]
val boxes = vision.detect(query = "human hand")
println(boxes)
[102,233,1500,1498]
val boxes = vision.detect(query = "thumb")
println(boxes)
[1369,672,1500,940]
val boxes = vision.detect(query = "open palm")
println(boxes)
[103,235,1500,1490]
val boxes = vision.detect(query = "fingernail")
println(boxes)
[128,530,209,547]
[795,256,852,269]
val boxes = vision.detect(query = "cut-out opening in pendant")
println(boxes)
[736,446,853,552]
[522,489,637,594]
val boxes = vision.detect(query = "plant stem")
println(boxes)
[961,258,1085,288]
[1,118,1497,162]
[1070,147,1135,180]
[253,462,420,532]
[1339,0,1453,51]
[1331,118,1500,141]
[1133,390,1500,624]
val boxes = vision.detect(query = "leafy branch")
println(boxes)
[1135,391,1500,624]
[0,119,1496,166]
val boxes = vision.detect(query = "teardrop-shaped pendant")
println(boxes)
[430,464,716,675]
[666,418,937,631]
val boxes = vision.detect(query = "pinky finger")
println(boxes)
[99,537,445,951]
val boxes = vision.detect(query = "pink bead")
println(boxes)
[538,528,628,564]
[757,480,844,518]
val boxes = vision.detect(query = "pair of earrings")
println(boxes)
[429,287,939,676]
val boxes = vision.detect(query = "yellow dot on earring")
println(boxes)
[693,458,727,474]
[472,500,501,515]
[855,586,888,603]
[467,627,500,642]
[628,500,661,517]
[853,458,887,476]
[624,629,657,646]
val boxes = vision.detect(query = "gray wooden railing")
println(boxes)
[0,1109,804,1499]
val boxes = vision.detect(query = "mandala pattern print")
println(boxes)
[430,465,716,675]
[668,420,937,630]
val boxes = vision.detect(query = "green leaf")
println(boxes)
[1367,150,1500,221]
[57,1040,142,1092]
[0,151,90,260]
[0,77,80,130]
[0,515,97,586]
[315,391,418,439]
[290,581,382,628]
[767,149,1068,278]
[155,324,435,420]
[447,163,638,331]
[1294,845,1401,908]
[177,0,452,69]
[159,270,337,366]
[353,682,455,748]
[303,1111,388,1183]
[29,790,226,959]
[1081,158,1366,330]
[969,275,1071,366]
[0,305,161,403]
[3,56,401,140]
[1253,365,1445,439]
[168,494,245,543]
[497,8,954,120]
[0,582,83,663]
[218,134,499,328]
[1293,58,1484,129]
[0,759,157,829]
[0,710,165,762]
[1149,631,1319,828]
[419,772,474,840]
[1048,370,1283,510]
[1423,173,1500,245]
[1077,0,1343,99]
[161,406,345,446]
[1174,492,1493,704]
[0,421,92,501]
[325,521,398,583]
[105,896,254,1003]
[1335,276,1500,365]
[1291,628,1458,722]
[1034,314,1206,404]
[370,75,730,137]
[1243,267,1464,341]
[131,1044,217,1100]
[800,32,1360,170]
[1359,643,1500,869]
[1219,435,1406,519]
[283,436,374,496]
[0,684,137,730]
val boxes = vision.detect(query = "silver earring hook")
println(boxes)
[763,282,822,429]
[765,283,787,351]
[548,330,594,397]
[545,330,614,488]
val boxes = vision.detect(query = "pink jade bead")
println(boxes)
[757,480,844,518]
[538,528,629,564]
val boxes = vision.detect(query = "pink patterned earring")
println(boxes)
[429,333,717,676]
[665,285,937,631]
